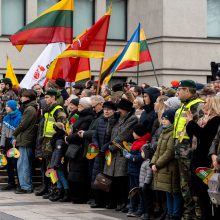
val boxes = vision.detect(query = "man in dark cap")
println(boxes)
[55,78,69,101]
[13,89,37,194]
[174,80,204,220]
[0,78,18,130]
[73,84,84,97]
[35,89,66,197]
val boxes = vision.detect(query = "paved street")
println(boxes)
[0,191,133,220]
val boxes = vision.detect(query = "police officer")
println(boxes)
[174,80,204,220]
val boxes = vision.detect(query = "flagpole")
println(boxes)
[137,61,139,85]
[151,60,159,87]
[97,58,104,95]
[70,82,72,94]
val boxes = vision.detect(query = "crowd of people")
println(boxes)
[0,76,220,220]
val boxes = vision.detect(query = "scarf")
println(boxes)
[3,109,22,130]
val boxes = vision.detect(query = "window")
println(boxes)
[207,0,220,37]
[107,0,127,40]
[73,0,94,37]
[1,0,25,35]
[37,0,58,15]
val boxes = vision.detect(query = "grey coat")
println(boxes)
[139,159,153,188]
[103,110,138,177]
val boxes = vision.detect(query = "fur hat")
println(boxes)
[117,98,133,112]
[103,101,117,111]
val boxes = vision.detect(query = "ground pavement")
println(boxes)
[0,191,135,220]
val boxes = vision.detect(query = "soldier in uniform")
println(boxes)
[173,80,204,220]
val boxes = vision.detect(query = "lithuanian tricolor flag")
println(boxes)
[9,0,74,51]
[49,5,112,60]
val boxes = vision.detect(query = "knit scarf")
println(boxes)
[3,109,22,130]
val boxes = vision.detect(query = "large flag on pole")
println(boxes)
[103,27,153,85]
[5,56,19,88]
[20,43,66,89]
[9,0,74,52]
[110,24,140,73]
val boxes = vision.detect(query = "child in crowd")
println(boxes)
[139,144,154,220]
[49,122,69,202]
[123,124,151,218]
[0,100,22,190]
[151,109,182,220]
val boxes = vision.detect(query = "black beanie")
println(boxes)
[162,109,177,124]
[112,83,123,92]
[70,98,79,106]
[55,78,66,88]
[143,87,160,104]
[133,123,148,137]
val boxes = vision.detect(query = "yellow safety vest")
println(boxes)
[173,98,204,140]
[43,105,63,138]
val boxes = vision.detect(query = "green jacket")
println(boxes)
[13,101,38,147]
[151,125,180,193]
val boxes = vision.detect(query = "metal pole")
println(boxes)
[137,62,139,85]
[97,57,104,95]
[151,61,159,87]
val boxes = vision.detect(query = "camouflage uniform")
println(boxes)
[174,98,204,220]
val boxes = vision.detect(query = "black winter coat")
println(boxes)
[66,108,94,182]
[91,115,115,184]
[140,104,156,133]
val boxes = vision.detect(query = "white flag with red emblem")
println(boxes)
[20,43,66,89]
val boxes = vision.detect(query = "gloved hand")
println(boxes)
[123,149,131,159]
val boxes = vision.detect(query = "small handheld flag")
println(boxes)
[105,150,112,166]
[0,154,7,166]
[45,168,58,184]
[195,167,215,185]
[86,143,99,160]
[123,141,132,152]
[7,148,20,159]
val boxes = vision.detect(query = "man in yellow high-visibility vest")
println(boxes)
[35,89,66,197]
[174,80,204,220]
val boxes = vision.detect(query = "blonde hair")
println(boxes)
[206,96,220,117]
[156,95,169,122]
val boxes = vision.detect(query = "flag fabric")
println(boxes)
[49,170,59,184]
[105,150,112,166]
[48,5,112,63]
[9,0,74,51]
[47,56,91,83]
[103,27,153,85]
[6,148,20,159]
[5,56,19,88]
[86,143,99,160]
[195,167,215,185]
[110,23,140,74]
[100,49,122,85]
[123,141,132,152]
[0,154,7,167]
[20,43,66,89]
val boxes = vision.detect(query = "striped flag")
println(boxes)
[9,0,74,51]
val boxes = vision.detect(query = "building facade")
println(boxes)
[0,0,220,86]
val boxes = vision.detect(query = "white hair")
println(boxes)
[91,95,105,104]
[79,97,92,108]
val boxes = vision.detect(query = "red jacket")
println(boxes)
[131,133,151,151]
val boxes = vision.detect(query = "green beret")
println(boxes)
[179,80,196,88]
[45,89,58,97]
[0,78,12,85]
